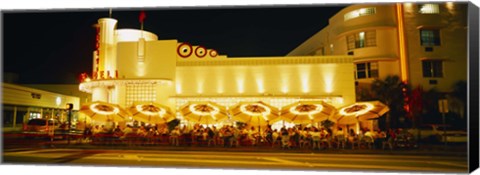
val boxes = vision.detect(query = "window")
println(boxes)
[126,83,157,107]
[420,29,440,46]
[347,31,376,50]
[355,62,378,79]
[344,7,376,21]
[422,60,443,77]
[419,4,440,14]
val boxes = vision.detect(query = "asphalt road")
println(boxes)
[2,148,468,173]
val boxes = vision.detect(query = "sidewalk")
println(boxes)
[43,140,468,157]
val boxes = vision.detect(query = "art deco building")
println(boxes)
[79,18,355,126]
[289,2,467,94]
[78,2,467,128]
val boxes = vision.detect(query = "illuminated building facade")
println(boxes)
[289,3,468,93]
[78,2,467,128]
[78,17,356,126]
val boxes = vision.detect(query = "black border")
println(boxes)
[468,2,480,173]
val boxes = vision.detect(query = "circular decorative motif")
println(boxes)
[177,43,193,58]
[289,104,323,115]
[195,46,207,58]
[189,104,219,116]
[339,103,374,116]
[136,104,166,116]
[240,103,271,116]
[345,105,367,113]
[209,50,218,57]
[90,103,119,115]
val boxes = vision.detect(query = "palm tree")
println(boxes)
[448,81,467,129]
[450,81,467,118]
[371,75,408,129]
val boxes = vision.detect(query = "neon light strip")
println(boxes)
[397,3,409,82]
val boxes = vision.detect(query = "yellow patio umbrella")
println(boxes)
[334,101,390,125]
[79,101,130,123]
[179,101,229,125]
[229,101,279,127]
[280,101,337,125]
[129,102,175,124]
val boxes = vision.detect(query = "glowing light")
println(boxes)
[197,81,204,94]
[55,97,62,106]
[339,102,374,116]
[359,8,366,14]
[237,79,244,93]
[324,74,334,93]
[189,104,220,116]
[280,75,289,94]
[217,80,224,94]
[115,29,158,42]
[89,103,119,115]
[85,78,91,82]
[176,82,182,94]
[446,2,454,9]
[301,76,309,93]
[256,78,265,93]
[281,86,289,94]
[446,2,455,14]
[137,62,146,77]
[419,4,439,14]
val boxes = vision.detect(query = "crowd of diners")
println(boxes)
[82,122,417,150]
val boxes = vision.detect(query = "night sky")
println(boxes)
[3,5,347,84]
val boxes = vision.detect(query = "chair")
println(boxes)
[362,136,375,149]
[271,135,282,148]
[123,133,138,146]
[312,136,321,150]
[320,136,332,149]
[350,135,362,149]
[335,135,346,149]
[300,136,312,149]
[382,137,394,150]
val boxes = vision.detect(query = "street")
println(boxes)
[2,148,468,173]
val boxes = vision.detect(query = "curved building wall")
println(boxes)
[116,29,158,42]
[329,4,397,36]
[116,40,177,80]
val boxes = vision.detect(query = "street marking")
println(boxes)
[83,154,282,166]
[429,161,469,168]
[76,153,465,173]
[2,148,467,173]
[261,157,309,167]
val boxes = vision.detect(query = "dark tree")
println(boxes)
[371,75,408,129]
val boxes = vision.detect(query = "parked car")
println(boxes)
[408,124,467,143]
[23,119,59,138]
[23,119,79,139]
